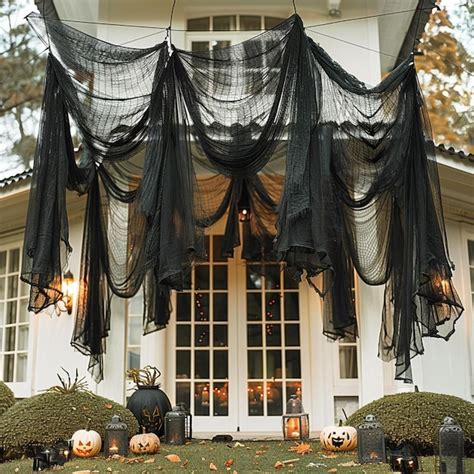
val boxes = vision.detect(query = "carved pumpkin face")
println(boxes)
[71,428,102,457]
[320,425,357,452]
[129,432,160,454]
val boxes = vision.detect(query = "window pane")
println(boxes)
[286,382,302,399]
[191,41,209,52]
[128,292,143,314]
[187,17,210,31]
[20,280,29,297]
[18,326,28,351]
[7,275,18,298]
[3,354,14,382]
[128,317,141,345]
[266,293,280,320]
[468,240,474,265]
[266,323,281,346]
[176,350,191,379]
[247,293,261,321]
[286,350,301,378]
[334,396,359,424]
[284,293,299,320]
[213,15,236,31]
[0,302,4,325]
[213,266,227,290]
[213,325,228,347]
[240,15,261,30]
[284,269,299,289]
[265,265,280,289]
[267,350,282,378]
[176,382,191,408]
[212,236,227,262]
[182,268,191,290]
[5,326,15,351]
[247,324,262,347]
[195,324,210,346]
[213,382,228,416]
[213,293,228,321]
[195,350,210,379]
[285,324,300,346]
[339,346,358,379]
[176,324,191,347]
[177,293,191,321]
[248,350,263,379]
[214,350,228,379]
[265,16,284,29]
[247,265,262,289]
[6,301,17,324]
[195,265,209,290]
[18,301,29,323]
[195,293,209,321]
[248,382,264,416]
[127,348,140,370]
[0,251,6,274]
[8,249,20,273]
[16,353,27,382]
[195,382,210,415]
[267,381,283,415]
[0,277,4,299]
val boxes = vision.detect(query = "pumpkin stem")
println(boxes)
[338,419,343,427]
[86,418,92,431]
[142,426,147,434]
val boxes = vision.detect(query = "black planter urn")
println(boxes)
[127,385,172,437]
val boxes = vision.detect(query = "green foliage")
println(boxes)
[0,390,139,459]
[0,381,15,416]
[346,391,474,455]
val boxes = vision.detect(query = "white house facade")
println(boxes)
[0,0,473,435]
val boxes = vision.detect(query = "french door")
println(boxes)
[168,226,307,432]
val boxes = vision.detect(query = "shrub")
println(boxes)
[0,390,139,459]
[0,382,15,416]
[346,391,474,455]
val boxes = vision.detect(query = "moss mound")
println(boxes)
[0,391,139,459]
[346,391,474,455]
[0,382,15,417]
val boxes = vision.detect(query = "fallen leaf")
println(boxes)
[255,450,264,455]
[202,457,206,461]
[224,459,234,467]
[165,454,181,463]
[210,462,218,471]
[306,462,327,468]
[105,403,113,409]
[328,469,337,473]
[281,458,300,465]
[185,441,193,445]
[233,442,245,447]
[369,451,379,460]
[288,442,313,455]
[322,453,337,459]
[338,461,359,467]
[143,458,155,464]
[72,471,91,474]
[181,460,189,468]
[274,461,284,469]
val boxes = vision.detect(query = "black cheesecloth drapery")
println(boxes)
[22,13,463,382]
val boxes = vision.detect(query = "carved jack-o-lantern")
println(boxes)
[320,422,357,452]
[71,422,102,458]
[129,429,160,455]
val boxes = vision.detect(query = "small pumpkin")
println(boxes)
[320,421,357,452]
[71,420,102,458]
[129,428,160,454]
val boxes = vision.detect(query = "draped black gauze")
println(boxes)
[23,13,463,382]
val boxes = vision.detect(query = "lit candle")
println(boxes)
[202,387,209,404]
[288,417,300,438]
[109,445,119,455]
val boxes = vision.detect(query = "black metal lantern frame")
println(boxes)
[165,406,186,445]
[282,412,310,440]
[357,414,386,464]
[176,403,193,439]
[439,416,465,474]
[32,441,73,471]
[104,415,129,456]
[388,444,419,473]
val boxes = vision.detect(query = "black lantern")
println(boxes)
[282,395,310,440]
[439,416,465,473]
[32,441,73,471]
[165,405,186,445]
[104,415,129,456]
[238,182,251,222]
[388,443,419,473]
[176,402,193,439]
[357,414,386,464]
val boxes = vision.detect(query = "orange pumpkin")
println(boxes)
[129,429,160,454]
[71,422,102,458]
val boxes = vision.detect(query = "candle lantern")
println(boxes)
[32,441,73,471]
[282,395,310,440]
[104,414,129,456]
[176,402,193,439]
[357,414,386,464]
[388,443,418,473]
[439,416,464,473]
[62,270,75,314]
[165,405,186,445]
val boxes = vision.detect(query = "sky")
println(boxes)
[0,0,472,180]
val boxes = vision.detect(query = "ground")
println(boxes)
[2,440,473,473]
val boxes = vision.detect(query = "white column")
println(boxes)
[140,328,169,391]
[358,280,385,405]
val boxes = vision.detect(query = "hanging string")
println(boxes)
[412,3,423,53]
[292,0,297,15]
